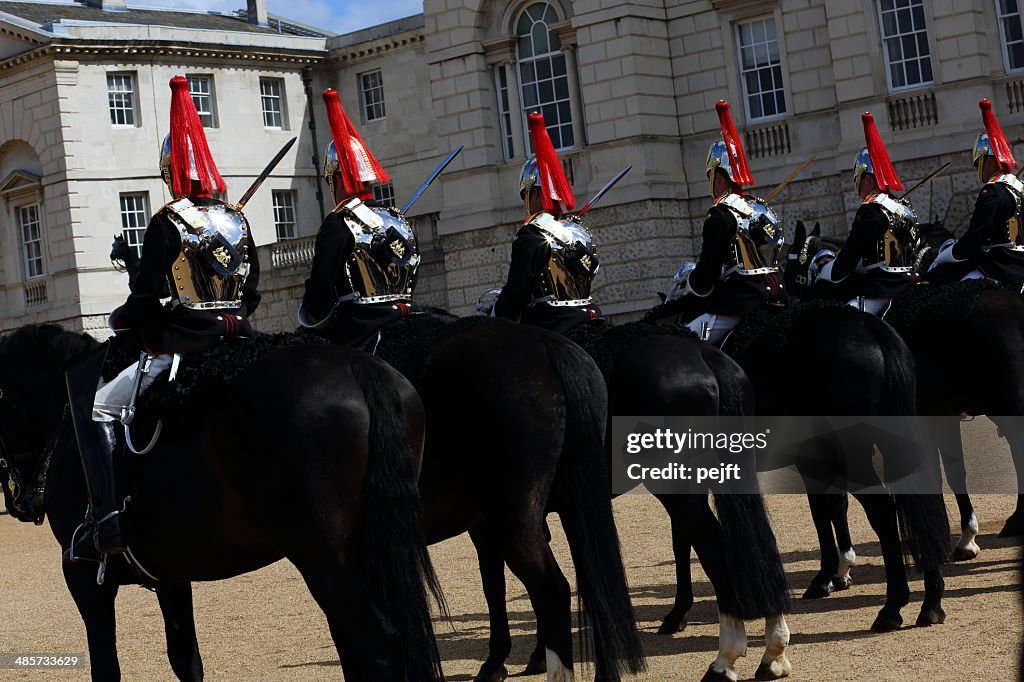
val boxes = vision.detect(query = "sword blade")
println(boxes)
[764,154,816,203]
[576,165,632,217]
[400,145,464,215]
[234,137,297,211]
[900,161,951,200]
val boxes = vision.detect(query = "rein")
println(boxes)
[0,403,69,524]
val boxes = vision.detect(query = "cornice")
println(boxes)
[327,32,424,64]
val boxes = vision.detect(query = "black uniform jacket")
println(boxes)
[111,196,261,354]
[940,182,1024,283]
[493,222,600,334]
[824,202,911,300]
[301,208,412,348]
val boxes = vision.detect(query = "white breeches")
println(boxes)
[92,354,173,423]
[846,297,890,316]
[686,313,741,346]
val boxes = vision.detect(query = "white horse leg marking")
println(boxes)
[709,613,747,681]
[758,614,793,679]
[835,546,856,589]
[955,511,980,560]
[545,647,573,682]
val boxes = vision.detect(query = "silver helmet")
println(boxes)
[972,132,994,183]
[159,134,203,198]
[519,156,539,196]
[852,147,874,194]
[706,139,734,197]
[323,138,377,201]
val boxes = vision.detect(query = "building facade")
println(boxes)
[1,0,1022,335]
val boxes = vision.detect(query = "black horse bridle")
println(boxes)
[0,402,69,525]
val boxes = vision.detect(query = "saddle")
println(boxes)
[884,280,1001,337]
[564,318,697,380]
[722,299,849,368]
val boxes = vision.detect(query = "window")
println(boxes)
[107,72,137,127]
[516,2,574,150]
[119,193,150,258]
[260,78,285,129]
[997,0,1024,72]
[272,190,297,240]
[187,75,216,127]
[360,70,386,122]
[736,17,786,120]
[878,0,933,90]
[372,182,395,208]
[495,67,515,161]
[18,204,44,280]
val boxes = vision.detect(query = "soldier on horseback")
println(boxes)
[928,99,1024,285]
[298,89,419,349]
[650,100,783,346]
[492,112,601,333]
[812,113,917,315]
[66,76,261,561]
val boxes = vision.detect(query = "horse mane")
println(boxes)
[0,324,99,374]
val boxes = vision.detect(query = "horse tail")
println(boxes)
[544,336,645,682]
[351,358,445,682]
[703,348,791,619]
[871,320,951,571]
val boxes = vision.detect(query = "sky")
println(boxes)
[128,0,423,35]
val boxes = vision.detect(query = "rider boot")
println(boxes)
[65,421,126,562]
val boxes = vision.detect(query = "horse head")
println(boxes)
[110,234,130,272]
[0,325,96,523]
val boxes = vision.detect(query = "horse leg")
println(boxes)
[290,552,405,681]
[655,493,695,635]
[933,417,979,558]
[830,494,856,590]
[992,416,1024,538]
[801,493,843,599]
[500,523,573,682]
[852,493,910,632]
[155,581,203,682]
[701,614,747,682]
[915,566,947,627]
[754,614,792,681]
[470,525,512,682]
[63,563,120,680]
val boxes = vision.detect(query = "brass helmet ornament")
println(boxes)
[321,88,390,203]
[519,112,575,213]
[706,101,754,197]
[853,113,902,195]
[160,76,226,199]
[974,99,1018,183]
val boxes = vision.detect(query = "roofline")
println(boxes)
[328,13,425,49]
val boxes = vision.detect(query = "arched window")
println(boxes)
[515,2,573,150]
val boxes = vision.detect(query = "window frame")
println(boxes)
[876,0,935,93]
[996,0,1024,74]
[17,202,45,281]
[118,192,150,258]
[372,182,396,208]
[272,189,298,241]
[734,14,789,123]
[514,2,576,152]
[107,71,138,128]
[187,74,218,128]
[359,69,387,123]
[494,65,516,161]
[259,77,287,130]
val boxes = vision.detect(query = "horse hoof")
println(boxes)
[755,657,793,680]
[522,652,546,675]
[915,605,946,627]
[657,613,687,635]
[473,661,508,682]
[998,513,1024,538]
[801,580,833,600]
[831,573,853,591]
[953,542,980,561]
[700,664,736,682]
[870,609,903,633]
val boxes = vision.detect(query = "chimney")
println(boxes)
[247,0,268,26]
[85,0,128,9]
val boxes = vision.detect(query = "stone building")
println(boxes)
[1,0,1022,335]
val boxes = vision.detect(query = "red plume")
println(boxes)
[715,101,754,187]
[168,75,225,197]
[323,89,389,200]
[527,113,575,212]
[861,112,902,192]
[980,99,1017,173]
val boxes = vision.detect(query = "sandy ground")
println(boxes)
[1,491,1020,682]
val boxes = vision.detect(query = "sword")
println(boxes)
[399,145,464,215]
[900,161,951,200]
[764,154,816,203]
[574,165,632,218]
[234,137,297,211]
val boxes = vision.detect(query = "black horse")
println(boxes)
[0,324,443,682]
[788,221,1024,556]
[406,312,790,682]
[110,235,140,290]
[367,312,645,682]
